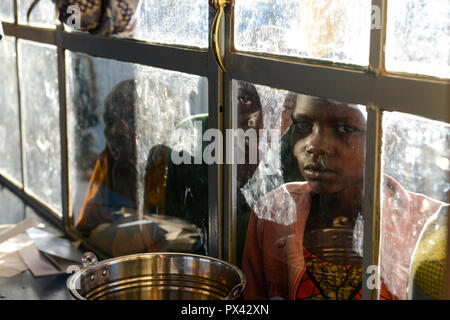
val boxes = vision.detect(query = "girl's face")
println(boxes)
[291,95,367,195]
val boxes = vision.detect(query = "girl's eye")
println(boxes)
[238,96,252,105]
[337,125,358,133]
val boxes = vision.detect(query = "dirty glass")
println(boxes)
[0,185,26,224]
[379,111,449,300]
[385,0,450,79]
[66,51,209,258]
[236,80,368,300]
[0,0,14,22]
[234,0,372,66]
[60,0,208,48]
[0,36,22,186]
[18,0,56,28]
[131,0,208,48]
[18,40,61,215]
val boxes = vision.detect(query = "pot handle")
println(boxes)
[226,283,244,300]
[81,252,98,267]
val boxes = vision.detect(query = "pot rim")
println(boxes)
[67,252,246,300]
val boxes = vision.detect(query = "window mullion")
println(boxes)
[56,24,69,229]
[369,0,387,75]
[361,106,383,300]
[207,4,223,259]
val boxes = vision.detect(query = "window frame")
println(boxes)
[1,1,223,259]
[0,0,448,300]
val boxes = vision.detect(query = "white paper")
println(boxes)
[0,251,28,278]
[0,226,35,278]
[0,217,40,245]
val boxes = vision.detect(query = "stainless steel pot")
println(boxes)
[67,252,245,300]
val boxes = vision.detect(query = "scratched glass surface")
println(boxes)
[18,40,61,215]
[232,80,295,268]
[130,0,208,48]
[18,0,56,28]
[0,0,14,22]
[0,185,26,224]
[385,0,450,79]
[0,37,22,186]
[236,80,369,300]
[234,0,372,66]
[379,112,449,300]
[66,51,208,257]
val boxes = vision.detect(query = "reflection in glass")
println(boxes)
[0,37,22,186]
[18,40,61,214]
[18,0,56,28]
[385,0,450,79]
[66,52,209,257]
[380,112,449,300]
[0,185,26,224]
[131,0,208,48]
[0,0,14,22]
[238,81,369,300]
[234,0,372,65]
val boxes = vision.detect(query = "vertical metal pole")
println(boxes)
[13,0,26,190]
[222,3,234,264]
[208,4,222,259]
[361,106,383,300]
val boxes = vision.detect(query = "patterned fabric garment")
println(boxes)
[296,249,394,300]
[296,249,362,300]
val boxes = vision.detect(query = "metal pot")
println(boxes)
[67,252,245,300]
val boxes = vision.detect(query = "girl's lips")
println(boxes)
[303,167,335,180]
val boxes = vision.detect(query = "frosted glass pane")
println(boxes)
[234,0,372,65]
[0,37,22,186]
[0,185,26,224]
[380,112,449,300]
[18,0,55,28]
[237,80,370,299]
[130,0,208,48]
[0,0,14,22]
[18,40,61,215]
[386,0,450,79]
[66,51,209,257]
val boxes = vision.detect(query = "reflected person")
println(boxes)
[75,79,166,256]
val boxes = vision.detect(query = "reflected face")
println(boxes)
[237,82,263,133]
[291,95,366,194]
[103,102,136,160]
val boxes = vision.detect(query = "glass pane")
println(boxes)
[66,51,209,258]
[60,0,208,48]
[0,0,14,23]
[385,0,450,79]
[234,0,372,65]
[18,40,61,215]
[0,37,22,186]
[18,0,55,28]
[380,112,449,300]
[236,80,368,300]
[0,185,26,224]
[131,0,208,48]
